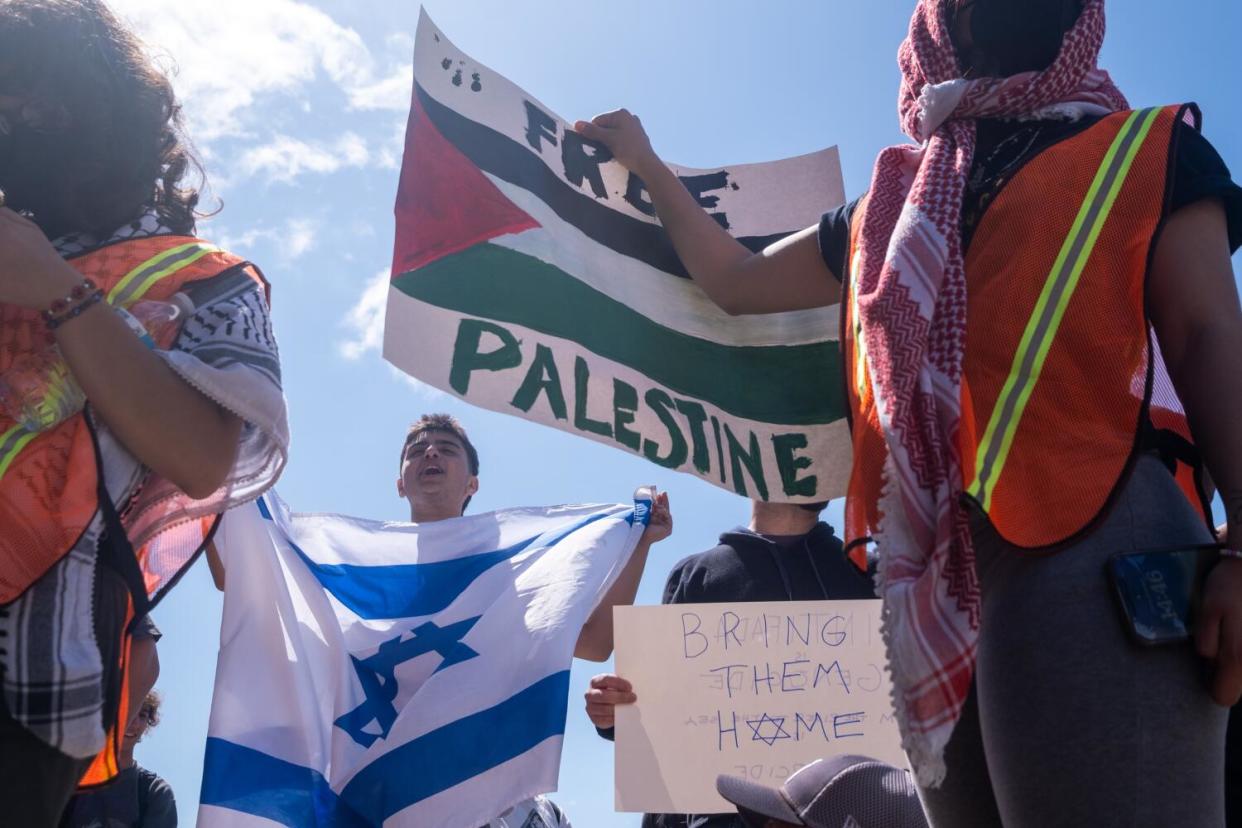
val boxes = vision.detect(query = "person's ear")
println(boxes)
[396,477,405,498]
[466,476,479,498]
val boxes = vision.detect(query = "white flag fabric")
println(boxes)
[198,490,649,828]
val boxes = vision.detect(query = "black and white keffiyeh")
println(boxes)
[0,211,288,757]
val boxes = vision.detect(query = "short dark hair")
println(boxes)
[957,0,1085,77]
[0,0,207,238]
[400,414,480,512]
[798,501,830,514]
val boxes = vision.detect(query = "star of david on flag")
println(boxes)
[198,489,649,827]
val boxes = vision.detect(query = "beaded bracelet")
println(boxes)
[1220,548,1242,561]
[41,278,98,324]
[45,289,104,331]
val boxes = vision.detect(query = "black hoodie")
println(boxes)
[601,523,878,828]
[661,522,876,605]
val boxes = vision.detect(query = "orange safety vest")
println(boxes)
[843,105,1211,552]
[0,234,263,784]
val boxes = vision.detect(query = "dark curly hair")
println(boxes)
[0,0,205,238]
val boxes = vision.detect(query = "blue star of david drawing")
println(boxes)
[746,713,791,746]
[334,616,481,747]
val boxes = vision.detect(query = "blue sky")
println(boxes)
[108,1,1242,825]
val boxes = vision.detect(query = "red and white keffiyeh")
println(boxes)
[855,0,1127,785]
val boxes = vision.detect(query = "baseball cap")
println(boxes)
[715,755,928,828]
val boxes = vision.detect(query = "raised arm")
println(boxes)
[1148,197,1242,706]
[574,491,672,661]
[574,110,840,315]
[0,209,242,499]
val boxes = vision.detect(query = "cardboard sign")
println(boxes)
[613,601,903,814]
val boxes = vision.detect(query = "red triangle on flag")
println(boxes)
[391,93,540,277]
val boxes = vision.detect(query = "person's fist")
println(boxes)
[0,208,81,310]
[584,673,637,730]
[641,491,672,546]
[572,109,659,176]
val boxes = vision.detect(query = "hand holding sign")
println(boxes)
[573,110,659,179]
[584,673,637,731]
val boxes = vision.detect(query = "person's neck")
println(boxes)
[408,500,459,524]
[118,747,136,770]
[748,502,818,537]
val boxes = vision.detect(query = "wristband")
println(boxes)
[41,278,98,323]
[1219,548,1242,561]
[45,289,104,331]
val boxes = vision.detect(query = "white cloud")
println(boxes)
[286,218,318,260]
[339,267,390,361]
[211,216,319,261]
[339,267,444,398]
[348,64,413,112]
[375,116,410,171]
[347,219,378,239]
[212,225,276,255]
[105,1,418,188]
[237,133,370,184]
[110,0,375,140]
[384,31,415,56]
[386,364,446,400]
[111,0,411,150]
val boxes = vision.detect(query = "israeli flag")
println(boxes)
[198,490,650,827]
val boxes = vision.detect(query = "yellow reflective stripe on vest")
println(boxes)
[967,107,1163,511]
[0,241,223,483]
[849,247,868,398]
[107,241,221,307]
[0,423,38,482]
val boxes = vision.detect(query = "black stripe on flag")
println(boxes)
[416,83,791,279]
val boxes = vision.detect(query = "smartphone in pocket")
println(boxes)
[1107,544,1220,646]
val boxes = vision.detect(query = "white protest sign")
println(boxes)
[613,601,903,814]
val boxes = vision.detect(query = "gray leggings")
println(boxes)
[918,455,1228,828]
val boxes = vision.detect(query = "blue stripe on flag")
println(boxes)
[338,670,572,823]
[201,737,368,827]
[259,501,628,620]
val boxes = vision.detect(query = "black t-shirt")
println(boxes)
[661,523,876,606]
[818,116,1242,282]
[60,765,177,828]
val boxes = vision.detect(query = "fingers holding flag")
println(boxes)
[641,490,673,546]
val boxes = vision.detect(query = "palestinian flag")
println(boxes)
[384,10,850,502]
